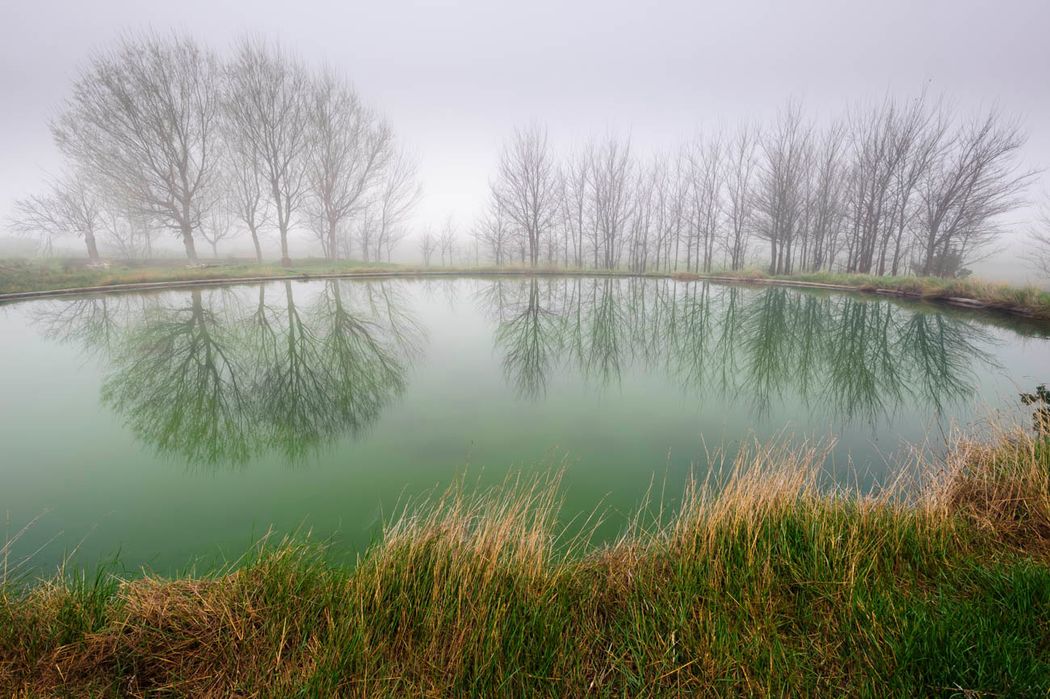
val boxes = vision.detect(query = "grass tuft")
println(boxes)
[2,434,1050,695]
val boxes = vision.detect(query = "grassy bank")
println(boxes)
[0,257,400,295]
[677,269,1050,320]
[2,433,1049,696]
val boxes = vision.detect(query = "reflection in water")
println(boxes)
[485,278,999,422]
[29,276,1010,469]
[33,280,422,468]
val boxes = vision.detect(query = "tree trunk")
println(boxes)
[181,225,198,262]
[84,231,99,260]
[280,226,291,267]
[249,227,263,263]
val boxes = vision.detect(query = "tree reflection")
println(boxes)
[35,280,423,469]
[491,279,563,398]
[27,275,1020,468]
[100,289,254,466]
[483,278,1003,424]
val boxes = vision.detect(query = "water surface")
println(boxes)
[1,276,1047,573]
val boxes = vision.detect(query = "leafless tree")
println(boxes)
[474,199,513,265]
[586,136,635,269]
[683,133,724,272]
[51,32,221,262]
[560,146,591,267]
[103,205,154,260]
[754,102,812,274]
[8,173,103,258]
[200,206,236,258]
[226,38,312,266]
[438,216,457,265]
[802,123,847,271]
[419,228,437,266]
[724,125,758,270]
[492,124,561,267]
[915,110,1033,276]
[223,112,271,262]
[371,151,421,262]
[304,67,394,260]
[1031,202,1050,278]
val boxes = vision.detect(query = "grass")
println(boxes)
[0,257,400,295]
[675,269,1050,320]
[2,431,1049,696]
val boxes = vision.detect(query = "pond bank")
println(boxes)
[2,260,1049,321]
[3,430,1049,696]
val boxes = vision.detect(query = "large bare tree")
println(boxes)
[304,68,394,260]
[51,33,221,262]
[225,38,312,266]
[222,109,271,262]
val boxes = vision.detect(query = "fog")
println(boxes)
[2,0,1049,281]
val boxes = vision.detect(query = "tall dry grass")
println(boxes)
[2,431,1049,696]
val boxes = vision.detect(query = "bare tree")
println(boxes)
[371,151,421,262]
[754,102,811,274]
[304,68,394,260]
[915,110,1033,276]
[492,124,561,267]
[587,136,635,269]
[438,216,457,265]
[226,38,311,266]
[724,125,758,270]
[8,173,103,258]
[103,205,154,260]
[683,133,723,272]
[419,228,437,266]
[1028,199,1050,278]
[223,113,271,262]
[802,123,847,271]
[200,206,236,258]
[561,146,591,267]
[51,32,221,262]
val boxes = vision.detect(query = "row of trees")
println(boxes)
[477,98,1038,278]
[11,33,420,263]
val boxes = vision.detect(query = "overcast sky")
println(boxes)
[2,0,1048,275]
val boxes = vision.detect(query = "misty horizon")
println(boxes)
[2,0,1049,282]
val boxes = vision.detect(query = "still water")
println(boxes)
[1,276,1048,573]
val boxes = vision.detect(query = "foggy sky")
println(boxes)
[2,0,1048,277]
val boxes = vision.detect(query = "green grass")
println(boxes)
[2,433,1049,696]
[0,257,401,295]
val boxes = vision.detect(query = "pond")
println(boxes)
[1,276,1048,574]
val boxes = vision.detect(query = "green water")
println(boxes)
[1,276,1047,574]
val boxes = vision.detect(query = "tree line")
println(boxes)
[477,98,1039,278]
[8,32,1047,280]
[10,32,420,264]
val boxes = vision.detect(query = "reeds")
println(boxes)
[2,431,1049,696]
